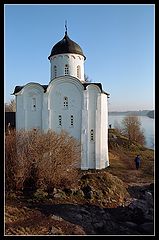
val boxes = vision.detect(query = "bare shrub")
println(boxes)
[5,98,16,112]
[121,115,146,146]
[5,130,18,191]
[36,130,81,190]
[5,129,81,192]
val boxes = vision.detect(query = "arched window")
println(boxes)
[90,129,94,141]
[65,64,69,75]
[54,65,57,78]
[77,65,81,79]
[70,115,74,126]
[58,115,62,126]
[32,98,36,111]
[63,96,68,109]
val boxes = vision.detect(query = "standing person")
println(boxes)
[7,122,11,134]
[134,155,141,170]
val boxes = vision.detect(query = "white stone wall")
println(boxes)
[101,93,109,168]
[16,95,25,130]
[15,77,109,170]
[87,85,99,169]
[81,90,89,169]
[95,93,109,169]
[47,76,83,140]
[15,83,43,131]
[42,92,49,131]
[81,85,109,169]
[49,54,85,81]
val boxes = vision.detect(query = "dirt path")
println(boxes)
[108,150,154,187]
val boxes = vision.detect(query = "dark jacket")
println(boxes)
[135,156,141,164]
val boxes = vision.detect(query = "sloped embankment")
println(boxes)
[5,128,154,235]
[5,173,154,235]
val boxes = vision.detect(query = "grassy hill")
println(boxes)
[107,128,154,185]
[5,129,154,235]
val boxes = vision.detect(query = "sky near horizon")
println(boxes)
[4,4,155,111]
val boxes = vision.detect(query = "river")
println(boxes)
[108,115,155,150]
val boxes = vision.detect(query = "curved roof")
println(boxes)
[48,32,86,60]
[13,82,109,96]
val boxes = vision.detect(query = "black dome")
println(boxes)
[48,32,86,60]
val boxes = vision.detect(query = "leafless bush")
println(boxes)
[5,130,18,191]
[5,98,16,112]
[121,115,146,146]
[5,130,81,192]
[36,130,81,190]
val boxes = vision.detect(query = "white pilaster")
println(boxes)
[101,94,109,167]
[42,93,49,132]
[95,94,102,169]
[81,90,89,169]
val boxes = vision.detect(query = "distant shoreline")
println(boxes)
[109,110,154,118]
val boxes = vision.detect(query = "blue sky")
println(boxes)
[4,4,155,111]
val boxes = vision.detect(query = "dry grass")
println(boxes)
[107,128,154,185]
[5,202,85,235]
[5,128,154,236]
[5,129,81,192]
[107,147,154,185]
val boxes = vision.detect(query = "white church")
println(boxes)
[13,28,110,170]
